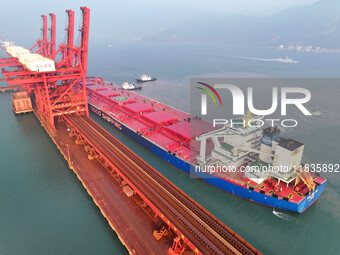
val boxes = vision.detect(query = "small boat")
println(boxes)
[270,56,299,64]
[122,80,141,90]
[136,73,157,82]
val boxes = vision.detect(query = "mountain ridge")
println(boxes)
[143,0,340,49]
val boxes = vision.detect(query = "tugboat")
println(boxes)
[136,73,157,82]
[122,80,141,90]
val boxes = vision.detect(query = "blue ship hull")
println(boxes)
[89,104,326,213]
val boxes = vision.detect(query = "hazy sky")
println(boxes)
[0,0,318,47]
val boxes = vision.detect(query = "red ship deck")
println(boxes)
[86,78,216,164]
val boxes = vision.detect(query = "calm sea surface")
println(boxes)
[0,42,339,254]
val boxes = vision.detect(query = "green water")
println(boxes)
[1,42,340,254]
[0,94,127,254]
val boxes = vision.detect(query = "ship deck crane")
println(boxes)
[295,168,316,192]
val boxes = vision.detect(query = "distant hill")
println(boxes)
[143,0,340,49]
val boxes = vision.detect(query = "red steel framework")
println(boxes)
[0,7,90,131]
[30,13,56,60]
[0,8,262,255]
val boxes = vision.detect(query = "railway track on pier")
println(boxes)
[66,115,261,255]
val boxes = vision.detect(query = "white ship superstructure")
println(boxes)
[140,73,152,81]
[196,112,310,188]
[196,113,263,167]
[136,73,156,82]
[122,80,140,90]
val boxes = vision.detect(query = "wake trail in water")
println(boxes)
[219,54,298,64]
[225,55,272,62]
[273,209,296,222]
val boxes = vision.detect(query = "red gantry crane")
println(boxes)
[0,7,90,131]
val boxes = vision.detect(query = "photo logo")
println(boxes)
[197,82,312,116]
[196,82,223,115]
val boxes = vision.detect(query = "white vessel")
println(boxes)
[122,80,141,90]
[270,56,299,64]
[136,73,156,82]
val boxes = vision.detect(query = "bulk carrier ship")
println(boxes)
[85,77,326,213]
